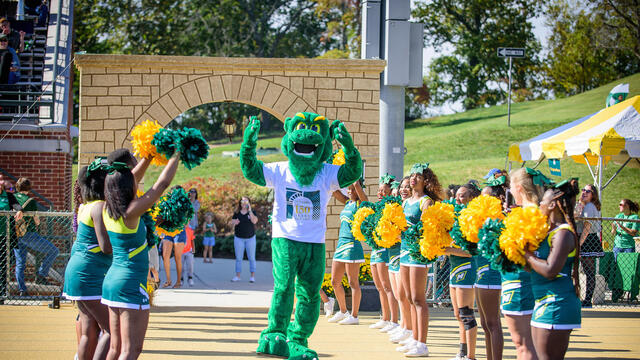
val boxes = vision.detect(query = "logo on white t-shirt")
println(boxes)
[286,188,320,221]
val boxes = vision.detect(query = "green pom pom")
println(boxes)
[477,218,522,274]
[178,127,209,170]
[156,187,194,233]
[152,128,181,159]
[403,222,434,264]
[141,212,159,247]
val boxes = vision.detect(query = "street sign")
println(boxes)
[497,47,525,58]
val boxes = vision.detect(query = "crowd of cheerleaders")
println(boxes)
[325,164,582,360]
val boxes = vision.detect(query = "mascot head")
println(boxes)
[281,112,333,186]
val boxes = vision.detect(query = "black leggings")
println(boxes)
[581,257,596,303]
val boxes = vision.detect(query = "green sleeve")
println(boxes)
[337,146,362,189]
[239,131,266,187]
[630,215,640,232]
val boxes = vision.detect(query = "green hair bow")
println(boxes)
[390,181,400,190]
[379,173,396,185]
[553,177,578,189]
[409,163,429,175]
[107,161,130,174]
[525,167,554,187]
[86,157,107,177]
[470,181,482,192]
[485,175,506,187]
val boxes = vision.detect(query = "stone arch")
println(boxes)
[75,54,386,266]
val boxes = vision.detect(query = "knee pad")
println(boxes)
[459,306,477,330]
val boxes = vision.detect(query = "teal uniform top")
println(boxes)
[100,209,149,310]
[401,196,428,266]
[204,223,216,237]
[63,201,112,300]
[334,201,365,263]
[531,223,581,329]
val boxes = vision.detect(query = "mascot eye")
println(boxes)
[310,124,320,133]
[295,123,307,130]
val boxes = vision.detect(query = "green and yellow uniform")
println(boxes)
[401,196,429,267]
[333,200,365,263]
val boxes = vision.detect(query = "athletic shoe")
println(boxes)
[390,329,412,343]
[396,338,416,352]
[231,276,241,282]
[188,277,194,287]
[338,314,359,325]
[399,336,415,345]
[328,311,349,323]
[369,319,388,329]
[405,342,429,357]
[380,322,399,333]
[448,354,467,360]
[249,277,255,283]
[324,297,336,317]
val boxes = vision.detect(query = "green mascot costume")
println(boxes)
[240,112,362,359]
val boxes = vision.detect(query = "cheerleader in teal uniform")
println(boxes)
[328,179,367,325]
[476,176,509,360]
[504,167,549,360]
[369,174,399,332]
[445,182,480,360]
[101,150,179,360]
[525,179,581,360]
[63,160,111,360]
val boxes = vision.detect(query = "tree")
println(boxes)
[413,0,544,110]
[314,0,362,58]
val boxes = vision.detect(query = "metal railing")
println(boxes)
[1,210,73,305]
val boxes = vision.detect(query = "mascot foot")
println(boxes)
[257,333,289,358]
[287,341,318,360]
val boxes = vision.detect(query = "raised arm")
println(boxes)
[354,181,368,202]
[126,153,180,220]
[525,229,575,280]
[445,247,472,258]
[239,116,266,186]
[91,202,111,255]
[332,190,348,204]
[131,156,152,184]
[332,121,362,189]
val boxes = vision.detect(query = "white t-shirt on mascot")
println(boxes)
[263,161,341,244]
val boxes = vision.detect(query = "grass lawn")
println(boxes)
[133,73,640,217]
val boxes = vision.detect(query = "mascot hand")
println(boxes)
[333,122,355,152]
[243,116,261,145]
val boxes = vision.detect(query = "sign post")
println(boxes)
[497,47,525,127]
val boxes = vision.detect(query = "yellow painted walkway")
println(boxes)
[1,305,639,359]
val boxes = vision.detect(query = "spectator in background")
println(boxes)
[0,178,20,298]
[230,197,258,283]
[185,188,200,249]
[0,18,25,53]
[0,34,14,85]
[611,199,640,301]
[575,184,603,308]
[201,211,216,263]
[14,177,59,295]
[181,229,195,287]
[36,0,49,27]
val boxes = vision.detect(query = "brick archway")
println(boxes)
[75,54,385,264]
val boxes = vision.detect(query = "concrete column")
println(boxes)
[379,84,404,179]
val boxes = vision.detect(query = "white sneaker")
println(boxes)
[188,277,194,287]
[328,311,349,323]
[399,336,415,345]
[231,276,241,282]
[396,338,417,352]
[449,355,467,360]
[324,297,336,317]
[390,329,412,343]
[381,322,400,333]
[249,277,255,283]
[338,314,359,325]
[405,342,429,357]
[370,319,388,329]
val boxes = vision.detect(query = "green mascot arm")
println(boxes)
[332,120,363,189]
[240,116,266,186]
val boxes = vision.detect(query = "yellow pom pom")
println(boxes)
[374,203,407,248]
[351,207,375,242]
[499,206,549,266]
[332,149,346,165]
[419,202,456,259]
[459,195,505,243]
[131,120,168,166]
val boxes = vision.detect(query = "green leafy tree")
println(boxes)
[413,0,544,110]
[589,0,640,74]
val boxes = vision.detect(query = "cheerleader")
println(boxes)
[524,179,581,360]
[369,175,400,332]
[101,151,179,359]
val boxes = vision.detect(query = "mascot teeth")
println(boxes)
[293,142,317,157]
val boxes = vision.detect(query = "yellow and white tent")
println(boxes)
[508,95,640,194]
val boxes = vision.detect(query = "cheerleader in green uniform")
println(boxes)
[524,180,581,360]
[445,182,480,360]
[369,175,400,332]
[505,168,547,360]
[328,179,367,325]
[101,150,179,360]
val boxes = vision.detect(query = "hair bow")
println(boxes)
[107,161,130,174]
[379,173,396,185]
[553,177,578,189]
[525,167,554,187]
[485,175,506,187]
[390,181,400,190]
[470,181,482,192]
[409,163,430,175]
[86,157,107,177]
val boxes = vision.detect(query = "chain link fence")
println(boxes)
[1,210,73,305]
[425,217,640,308]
